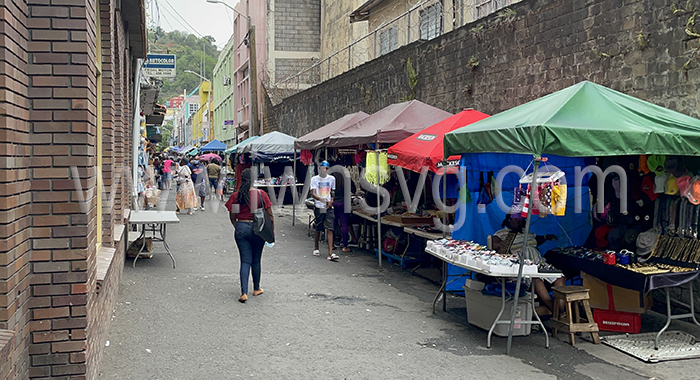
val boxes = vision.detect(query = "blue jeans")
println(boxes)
[234,221,264,295]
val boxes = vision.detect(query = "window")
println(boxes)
[475,0,512,19]
[189,102,199,116]
[379,26,398,56]
[420,3,443,40]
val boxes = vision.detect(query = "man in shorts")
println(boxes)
[311,161,339,261]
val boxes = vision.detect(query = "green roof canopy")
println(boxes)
[444,81,700,158]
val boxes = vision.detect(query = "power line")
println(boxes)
[161,0,204,38]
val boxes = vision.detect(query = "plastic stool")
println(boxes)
[551,285,600,346]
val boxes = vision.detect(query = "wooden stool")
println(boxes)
[551,285,600,346]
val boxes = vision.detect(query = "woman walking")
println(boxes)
[226,168,274,303]
[175,158,196,215]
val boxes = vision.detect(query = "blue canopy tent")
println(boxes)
[200,139,226,152]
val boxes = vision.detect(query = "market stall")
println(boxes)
[328,100,452,267]
[238,131,302,205]
[200,139,226,152]
[442,80,700,354]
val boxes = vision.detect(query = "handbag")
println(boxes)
[253,190,275,243]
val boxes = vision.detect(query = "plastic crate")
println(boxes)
[593,309,641,333]
[464,287,532,337]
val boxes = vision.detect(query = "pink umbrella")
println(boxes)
[199,153,222,162]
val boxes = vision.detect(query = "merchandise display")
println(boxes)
[426,239,552,276]
[254,175,296,186]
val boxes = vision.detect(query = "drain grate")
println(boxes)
[602,331,700,363]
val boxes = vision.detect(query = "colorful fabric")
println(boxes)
[365,151,390,185]
[176,179,198,209]
[551,184,567,216]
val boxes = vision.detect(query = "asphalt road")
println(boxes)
[98,191,699,380]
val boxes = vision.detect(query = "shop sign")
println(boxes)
[143,54,176,78]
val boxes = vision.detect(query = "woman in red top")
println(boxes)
[226,168,274,303]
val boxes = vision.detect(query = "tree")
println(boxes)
[145,28,221,103]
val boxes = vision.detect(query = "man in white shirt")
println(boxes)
[311,161,338,261]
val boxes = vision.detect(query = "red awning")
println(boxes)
[387,109,490,173]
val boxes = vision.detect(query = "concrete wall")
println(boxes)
[268,0,700,138]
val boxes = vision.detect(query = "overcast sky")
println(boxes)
[151,0,238,49]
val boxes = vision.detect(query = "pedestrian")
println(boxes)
[192,159,208,210]
[332,171,358,252]
[311,161,338,261]
[207,159,221,200]
[162,156,174,190]
[226,168,274,303]
[175,158,196,215]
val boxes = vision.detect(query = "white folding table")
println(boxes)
[128,210,180,268]
[424,246,563,348]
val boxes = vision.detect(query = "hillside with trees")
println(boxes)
[148,27,220,103]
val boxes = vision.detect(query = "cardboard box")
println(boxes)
[582,272,652,314]
[464,287,532,337]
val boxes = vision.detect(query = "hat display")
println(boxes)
[608,225,629,250]
[647,155,666,174]
[691,179,700,205]
[665,156,680,175]
[638,155,650,174]
[636,229,659,256]
[665,174,679,195]
[595,224,614,247]
[654,173,669,194]
[623,227,641,245]
[676,175,692,197]
[641,174,658,201]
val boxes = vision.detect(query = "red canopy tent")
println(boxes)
[387,109,490,173]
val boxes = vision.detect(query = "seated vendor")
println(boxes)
[492,214,566,315]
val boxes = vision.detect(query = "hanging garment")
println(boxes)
[510,186,527,217]
[354,150,366,165]
[300,150,313,165]
[551,184,567,216]
[365,151,390,185]
[477,172,492,206]
[521,185,540,218]
[537,182,553,216]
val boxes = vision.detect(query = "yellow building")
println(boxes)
[191,80,213,144]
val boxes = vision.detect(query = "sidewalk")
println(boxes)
[98,191,696,379]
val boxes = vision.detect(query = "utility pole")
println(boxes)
[248,22,260,136]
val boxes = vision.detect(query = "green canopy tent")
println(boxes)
[444,80,700,355]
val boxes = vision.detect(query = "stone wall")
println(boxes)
[268,0,700,137]
[274,0,321,52]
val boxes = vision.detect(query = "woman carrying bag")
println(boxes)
[226,168,275,303]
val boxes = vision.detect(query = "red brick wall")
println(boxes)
[0,0,138,378]
[0,1,32,379]
[26,0,99,377]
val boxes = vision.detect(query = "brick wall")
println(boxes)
[269,0,700,137]
[0,0,31,379]
[274,0,321,52]
[0,0,137,378]
[26,0,99,377]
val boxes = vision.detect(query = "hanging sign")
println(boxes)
[143,54,176,78]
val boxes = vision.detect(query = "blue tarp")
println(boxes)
[200,139,226,152]
[445,153,594,291]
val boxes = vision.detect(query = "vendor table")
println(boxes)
[128,211,179,268]
[545,249,700,349]
[425,245,562,349]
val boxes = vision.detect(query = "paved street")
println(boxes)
[98,191,700,380]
